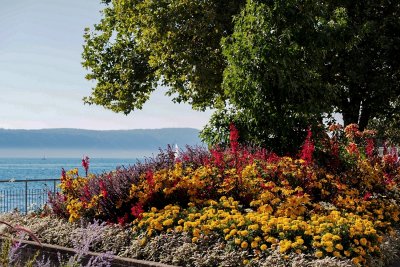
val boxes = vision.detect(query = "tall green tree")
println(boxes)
[83,0,400,153]
[321,0,400,130]
[203,0,400,152]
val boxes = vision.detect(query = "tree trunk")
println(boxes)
[341,96,361,127]
[358,102,371,131]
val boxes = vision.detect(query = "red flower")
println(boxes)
[117,213,129,225]
[82,156,90,177]
[300,128,314,165]
[210,148,224,167]
[229,123,239,154]
[267,152,280,163]
[365,138,374,158]
[145,170,154,187]
[384,173,394,185]
[131,203,144,219]
[61,168,66,181]
[363,192,372,201]
[346,142,359,156]
[99,180,108,198]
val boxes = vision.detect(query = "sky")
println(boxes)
[0,0,212,130]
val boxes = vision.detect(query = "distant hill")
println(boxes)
[0,128,202,150]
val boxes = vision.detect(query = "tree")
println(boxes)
[82,0,244,113]
[210,0,337,153]
[320,0,400,130]
[203,0,400,153]
[83,0,400,153]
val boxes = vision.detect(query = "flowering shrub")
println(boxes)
[48,124,400,266]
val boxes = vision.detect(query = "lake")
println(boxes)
[0,157,141,213]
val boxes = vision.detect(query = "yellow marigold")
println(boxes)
[241,241,249,249]
[360,238,368,246]
[193,228,201,237]
[251,241,258,248]
[240,230,249,237]
[335,244,344,250]
[163,219,174,226]
[325,246,334,253]
[315,250,323,258]
[260,244,267,251]
[333,251,341,258]
[234,238,241,245]
[344,250,351,257]
[248,224,259,231]
[192,237,198,243]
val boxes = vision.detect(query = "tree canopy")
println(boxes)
[82,0,244,113]
[83,0,400,152]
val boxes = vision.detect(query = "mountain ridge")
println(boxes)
[0,128,202,150]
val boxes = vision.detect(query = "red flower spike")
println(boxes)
[300,128,314,165]
[365,138,374,159]
[145,170,154,187]
[82,156,90,177]
[229,123,239,154]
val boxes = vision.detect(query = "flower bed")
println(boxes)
[41,124,400,266]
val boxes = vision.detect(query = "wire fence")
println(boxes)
[0,179,60,214]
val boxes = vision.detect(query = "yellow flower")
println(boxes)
[325,246,334,253]
[241,241,249,249]
[315,250,323,258]
[333,251,341,258]
[360,238,368,246]
[162,219,174,226]
[240,230,249,237]
[260,244,267,251]
[192,237,198,243]
[335,244,343,250]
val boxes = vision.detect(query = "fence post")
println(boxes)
[53,179,56,197]
[25,179,28,215]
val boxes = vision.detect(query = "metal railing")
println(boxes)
[0,179,60,214]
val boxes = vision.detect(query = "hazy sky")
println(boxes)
[0,0,212,130]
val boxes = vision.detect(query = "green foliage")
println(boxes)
[82,3,157,114]
[319,0,400,129]
[209,0,400,152]
[219,0,338,153]
[368,98,400,145]
[84,0,400,152]
[82,0,244,112]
